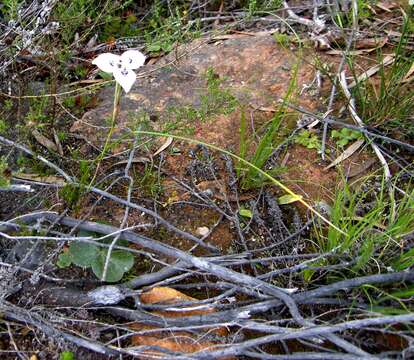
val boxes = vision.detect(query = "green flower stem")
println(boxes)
[89,82,122,188]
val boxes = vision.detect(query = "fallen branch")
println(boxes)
[339,71,392,182]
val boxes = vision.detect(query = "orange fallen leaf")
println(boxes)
[140,286,216,318]
[129,323,233,360]
[129,287,232,358]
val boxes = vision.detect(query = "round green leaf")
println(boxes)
[56,252,73,268]
[91,250,134,282]
[69,241,99,268]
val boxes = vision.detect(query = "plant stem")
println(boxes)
[88,82,122,188]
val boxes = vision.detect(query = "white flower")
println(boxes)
[92,50,146,93]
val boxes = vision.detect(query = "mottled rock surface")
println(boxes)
[71,35,324,148]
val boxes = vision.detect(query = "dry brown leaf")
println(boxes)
[53,129,64,156]
[256,106,276,112]
[355,37,388,50]
[68,79,103,86]
[32,129,58,153]
[349,55,395,88]
[146,57,159,65]
[14,173,66,186]
[402,75,414,84]
[346,157,377,178]
[326,49,368,56]
[327,38,387,56]
[403,62,414,81]
[110,156,151,169]
[153,136,173,157]
[375,1,399,12]
[211,29,277,41]
[324,139,365,170]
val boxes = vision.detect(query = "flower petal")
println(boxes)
[113,67,136,93]
[92,53,120,73]
[120,50,146,69]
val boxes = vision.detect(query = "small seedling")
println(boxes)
[294,129,322,150]
[331,128,363,147]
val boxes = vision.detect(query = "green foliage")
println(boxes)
[237,108,248,178]
[57,230,134,282]
[3,99,13,111]
[0,0,23,20]
[313,178,414,273]
[248,0,258,15]
[59,351,75,360]
[333,0,372,28]
[389,286,414,299]
[57,131,67,142]
[0,157,10,188]
[244,0,283,13]
[163,67,237,134]
[53,0,105,45]
[278,194,302,205]
[294,130,321,150]
[91,250,134,282]
[331,128,363,147]
[392,247,414,271]
[351,16,414,138]
[143,1,200,54]
[56,251,73,268]
[0,119,8,134]
[59,160,91,208]
[242,112,283,188]
[273,33,290,47]
[164,105,197,135]
[59,183,81,208]
[136,163,163,198]
[102,13,139,41]
[239,45,300,189]
[25,94,50,125]
[198,68,238,121]
[239,207,253,218]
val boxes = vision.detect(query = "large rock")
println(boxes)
[71,35,323,148]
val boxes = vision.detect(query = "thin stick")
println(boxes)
[338,71,392,182]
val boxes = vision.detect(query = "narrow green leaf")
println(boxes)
[278,194,303,205]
